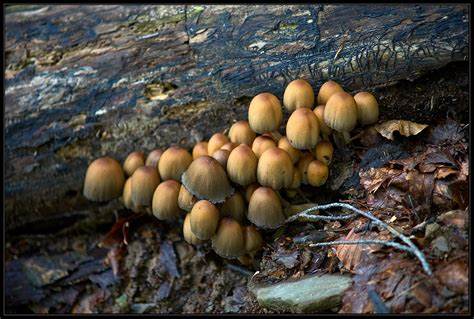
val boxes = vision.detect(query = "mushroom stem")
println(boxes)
[332,131,351,147]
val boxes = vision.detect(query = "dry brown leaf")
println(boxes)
[374,120,428,140]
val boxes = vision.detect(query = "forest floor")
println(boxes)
[5,61,469,314]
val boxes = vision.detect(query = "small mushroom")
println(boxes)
[158,146,193,181]
[262,131,283,143]
[183,213,204,245]
[248,93,283,134]
[285,168,302,198]
[227,144,258,186]
[317,80,344,105]
[257,147,293,190]
[145,149,164,168]
[189,200,220,240]
[313,105,332,139]
[212,149,230,168]
[307,160,329,187]
[208,133,229,156]
[228,121,256,146]
[178,184,198,212]
[314,140,334,166]
[354,91,379,125]
[252,135,277,159]
[211,217,245,259]
[243,225,263,254]
[220,142,238,152]
[152,180,183,221]
[123,151,145,176]
[324,91,358,144]
[192,141,209,159]
[283,79,315,112]
[247,187,285,229]
[220,192,246,223]
[83,157,125,202]
[130,166,160,208]
[278,136,302,164]
[122,177,140,213]
[286,108,320,150]
[297,152,315,185]
[244,183,260,203]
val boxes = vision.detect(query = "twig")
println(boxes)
[309,239,413,254]
[226,263,254,276]
[286,202,433,276]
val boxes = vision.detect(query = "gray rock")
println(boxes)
[250,274,352,313]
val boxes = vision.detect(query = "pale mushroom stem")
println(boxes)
[332,131,351,147]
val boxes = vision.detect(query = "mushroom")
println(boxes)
[257,147,293,190]
[228,120,256,146]
[122,177,140,213]
[189,200,220,240]
[243,225,263,254]
[248,92,283,134]
[278,136,302,164]
[314,140,334,166]
[152,180,183,221]
[178,184,197,212]
[130,166,160,208]
[212,149,230,168]
[317,80,344,105]
[285,168,302,198]
[158,146,193,181]
[227,144,258,186]
[307,160,329,187]
[220,192,246,223]
[220,142,238,152]
[286,108,320,150]
[354,91,379,125]
[313,105,332,140]
[123,151,145,176]
[283,79,315,112]
[145,149,164,168]
[324,91,358,144]
[208,133,229,156]
[211,217,245,259]
[262,131,283,143]
[192,141,209,160]
[83,156,125,202]
[247,187,285,229]
[252,135,277,159]
[181,156,234,204]
[297,152,315,185]
[244,183,260,203]
[183,213,204,245]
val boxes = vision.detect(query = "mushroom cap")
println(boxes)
[244,183,260,203]
[211,217,245,259]
[297,152,315,184]
[354,91,379,126]
[286,108,320,150]
[228,121,256,146]
[314,141,334,166]
[257,147,294,190]
[212,149,230,168]
[289,168,302,189]
[189,200,220,240]
[317,80,344,105]
[145,149,164,169]
[208,133,229,156]
[262,131,283,143]
[178,184,198,212]
[248,93,283,134]
[152,180,183,221]
[183,213,204,245]
[227,144,258,186]
[181,156,234,204]
[243,225,263,253]
[278,136,302,164]
[247,187,285,229]
[283,79,315,112]
[123,151,145,177]
[220,142,238,152]
[324,91,358,132]
[220,192,246,223]
[122,177,141,213]
[192,141,209,160]
[252,135,277,159]
[130,166,160,207]
[158,146,193,181]
[313,105,332,136]
[307,160,329,187]
[83,156,125,202]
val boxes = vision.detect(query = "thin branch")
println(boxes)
[309,239,413,254]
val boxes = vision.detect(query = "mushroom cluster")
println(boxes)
[82,78,379,264]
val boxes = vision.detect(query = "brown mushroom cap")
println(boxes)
[192,141,209,160]
[152,180,183,221]
[252,135,277,159]
[283,79,315,112]
[183,213,204,245]
[178,184,198,212]
[189,200,220,240]
[307,160,329,187]
[247,187,285,229]
[220,142,238,152]
[354,91,379,125]
[220,192,246,222]
[244,183,260,203]
[181,156,234,204]
[278,136,302,164]
[212,149,230,168]
[314,141,334,166]
[83,156,125,202]
[248,93,283,134]
[145,149,164,169]
[317,80,344,105]
[324,91,358,133]
[122,177,141,213]
[297,152,315,184]
[227,144,258,186]
[211,217,245,259]
[243,225,263,253]
[158,146,193,181]
[286,108,320,150]
[123,151,145,177]
[228,121,256,146]
[208,133,229,156]
[313,105,332,136]
[131,166,160,207]
[257,147,294,190]
[262,131,283,143]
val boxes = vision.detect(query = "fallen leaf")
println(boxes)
[435,260,468,295]
[374,120,428,140]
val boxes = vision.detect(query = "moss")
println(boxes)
[279,22,299,32]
